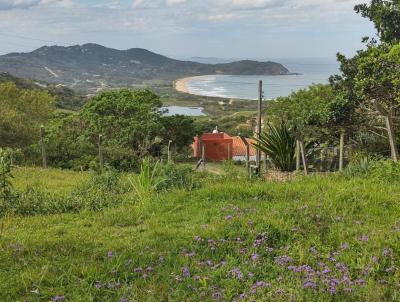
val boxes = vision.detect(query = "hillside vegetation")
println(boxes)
[0,166,399,301]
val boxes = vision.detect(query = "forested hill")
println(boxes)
[0,43,290,93]
[0,72,85,109]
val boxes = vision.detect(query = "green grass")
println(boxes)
[0,169,399,301]
[12,167,89,193]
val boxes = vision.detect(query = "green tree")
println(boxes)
[80,89,163,155]
[355,0,400,43]
[160,115,196,152]
[0,82,55,148]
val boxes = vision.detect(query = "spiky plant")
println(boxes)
[129,158,166,201]
[253,123,296,172]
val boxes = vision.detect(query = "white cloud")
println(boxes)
[0,0,70,10]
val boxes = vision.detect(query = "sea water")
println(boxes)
[186,58,340,100]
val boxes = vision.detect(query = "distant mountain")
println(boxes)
[189,57,237,64]
[0,44,290,93]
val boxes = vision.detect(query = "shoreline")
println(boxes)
[174,75,217,97]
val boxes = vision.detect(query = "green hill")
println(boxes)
[0,44,290,93]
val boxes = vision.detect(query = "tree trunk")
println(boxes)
[372,99,399,162]
[385,115,398,162]
[339,130,345,171]
[299,140,308,175]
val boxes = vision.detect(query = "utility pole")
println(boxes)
[40,125,47,169]
[256,80,263,175]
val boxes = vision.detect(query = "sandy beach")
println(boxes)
[174,75,215,96]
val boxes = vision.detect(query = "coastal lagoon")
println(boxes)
[162,106,206,116]
[184,58,339,100]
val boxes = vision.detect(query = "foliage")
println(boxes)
[355,0,400,44]
[344,158,400,182]
[253,123,296,172]
[266,84,344,142]
[129,158,166,201]
[158,163,197,191]
[0,169,124,217]
[80,89,163,155]
[1,167,399,301]
[0,82,55,148]
[160,115,196,153]
[0,149,14,203]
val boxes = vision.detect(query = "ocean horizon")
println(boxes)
[185,58,340,100]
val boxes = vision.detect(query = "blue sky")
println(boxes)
[0,0,376,60]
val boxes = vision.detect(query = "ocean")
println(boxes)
[185,58,340,100]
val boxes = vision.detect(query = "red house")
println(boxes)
[192,128,257,161]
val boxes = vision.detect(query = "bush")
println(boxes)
[0,169,125,217]
[343,158,400,182]
[0,148,14,203]
[159,163,197,191]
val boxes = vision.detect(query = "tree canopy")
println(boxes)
[0,82,55,148]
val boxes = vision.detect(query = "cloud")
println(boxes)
[0,0,375,58]
[0,0,69,10]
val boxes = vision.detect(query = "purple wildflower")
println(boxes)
[159,256,164,263]
[229,268,244,280]
[225,215,234,220]
[360,235,369,242]
[240,248,247,254]
[274,255,293,266]
[107,251,113,258]
[341,243,349,250]
[52,296,65,302]
[182,266,190,278]
[239,293,248,300]
[256,281,270,288]
[266,247,274,253]
[251,253,259,261]
[119,298,128,302]
[383,248,392,257]
[355,279,366,286]
[134,267,143,273]
[303,281,317,289]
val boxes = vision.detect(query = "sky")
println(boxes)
[0,0,377,60]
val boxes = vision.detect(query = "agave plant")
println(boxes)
[130,158,166,201]
[253,123,296,172]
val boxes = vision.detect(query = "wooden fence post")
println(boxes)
[299,140,308,175]
[201,141,206,168]
[168,140,173,163]
[296,140,301,171]
[40,125,47,169]
[98,134,104,171]
[339,130,345,171]
[239,136,250,178]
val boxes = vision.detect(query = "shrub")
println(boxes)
[0,149,14,203]
[0,169,124,217]
[159,163,196,191]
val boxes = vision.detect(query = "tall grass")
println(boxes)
[129,158,166,201]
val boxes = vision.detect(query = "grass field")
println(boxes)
[0,167,399,301]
